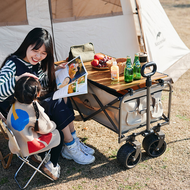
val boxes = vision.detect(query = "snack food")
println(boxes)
[106,58,126,74]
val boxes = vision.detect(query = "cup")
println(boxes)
[139,52,147,67]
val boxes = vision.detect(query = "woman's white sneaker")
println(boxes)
[61,141,95,165]
[42,161,60,180]
[75,137,95,155]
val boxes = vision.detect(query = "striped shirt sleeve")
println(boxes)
[0,60,16,102]
[37,68,49,88]
[0,58,51,102]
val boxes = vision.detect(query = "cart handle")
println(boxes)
[141,62,157,78]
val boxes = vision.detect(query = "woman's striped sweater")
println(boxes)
[0,57,48,102]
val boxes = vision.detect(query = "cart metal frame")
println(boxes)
[71,62,173,168]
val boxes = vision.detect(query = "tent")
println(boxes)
[0,0,189,82]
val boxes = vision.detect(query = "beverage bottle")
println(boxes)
[124,56,133,83]
[111,60,119,81]
[133,53,141,80]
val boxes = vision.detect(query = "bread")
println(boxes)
[106,58,127,74]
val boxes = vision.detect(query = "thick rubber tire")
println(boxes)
[117,143,142,169]
[142,134,167,157]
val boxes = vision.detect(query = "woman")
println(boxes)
[0,28,95,165]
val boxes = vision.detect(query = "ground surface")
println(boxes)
[0,1,190,189]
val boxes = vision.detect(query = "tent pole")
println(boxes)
[48,0,59,62]
[135,0,147,55]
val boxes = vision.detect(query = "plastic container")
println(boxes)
[111,60,119,81]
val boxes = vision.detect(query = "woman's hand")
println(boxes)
[55,62,68,71]
[15,72,39,81]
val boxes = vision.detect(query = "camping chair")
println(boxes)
[5,125,54,189]
[0,112,13,169]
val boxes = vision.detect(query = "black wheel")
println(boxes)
[117,143,142,169]
[142,134,167,157]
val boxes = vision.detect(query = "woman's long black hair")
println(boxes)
[1,28,56,92]
[13,76,42,131]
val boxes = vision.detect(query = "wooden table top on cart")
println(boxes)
[83,60,168,92]
[55,58,169,93]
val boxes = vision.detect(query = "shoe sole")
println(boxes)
[74,156,95,165]
[41,165,58,180]
[61,153,95,165]
[61,152,73,160]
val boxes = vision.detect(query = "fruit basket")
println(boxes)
[91,53,112,69]
[92,66,109,70]
[91,53,127,74]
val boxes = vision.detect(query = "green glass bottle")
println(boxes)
[133,53,141,80]
[124,56,133,83]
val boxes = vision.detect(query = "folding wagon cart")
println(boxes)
[71,62,172,168]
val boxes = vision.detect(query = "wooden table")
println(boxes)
[55,57,169,92]
[84,60,168,92]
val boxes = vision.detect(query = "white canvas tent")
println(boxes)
[0,0,189,82]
